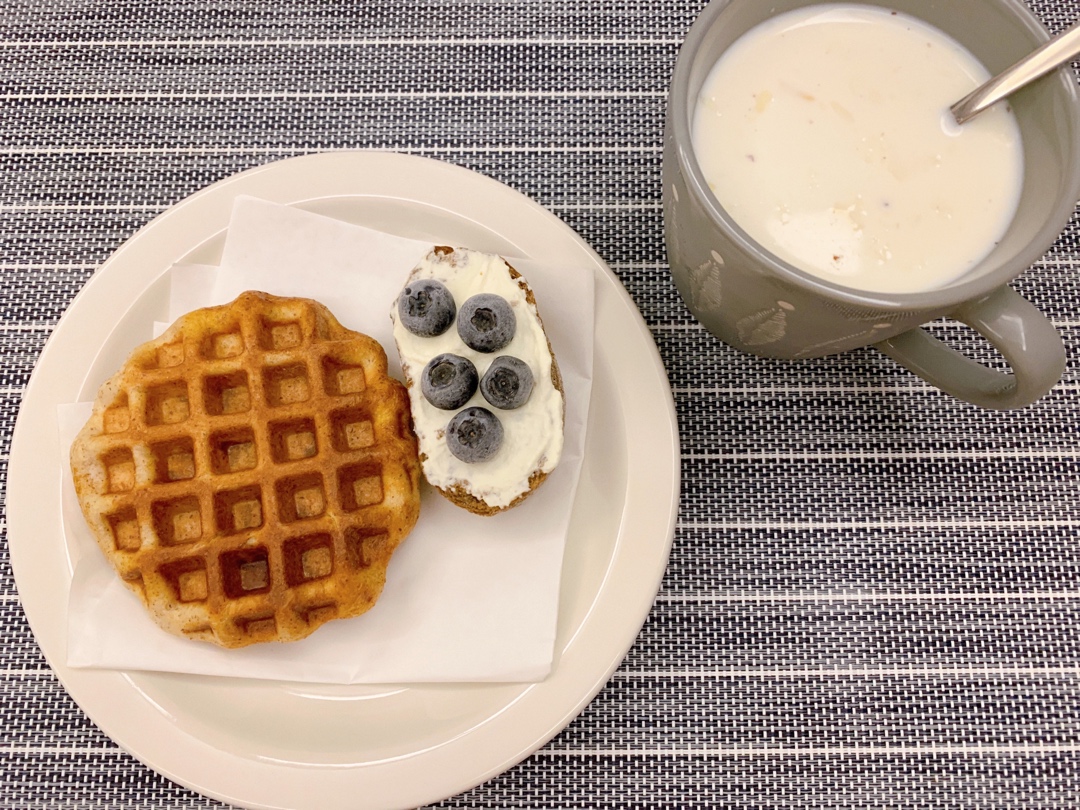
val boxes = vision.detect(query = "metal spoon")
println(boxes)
[951,19,1080,124]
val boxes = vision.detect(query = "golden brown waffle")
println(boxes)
[69,291,421,649]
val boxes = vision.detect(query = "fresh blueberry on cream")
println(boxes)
[457,293,515,353]
[421,353,478,410]
[446,407,503,463]
[480,355,533,410]
[398,279,456,337]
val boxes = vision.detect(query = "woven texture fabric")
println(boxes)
[3,1,1080,807]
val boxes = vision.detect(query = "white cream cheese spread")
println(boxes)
[390,247,564,510]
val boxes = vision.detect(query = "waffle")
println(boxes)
[69,291,422,648]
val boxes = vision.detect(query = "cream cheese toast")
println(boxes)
[391,247,564,515]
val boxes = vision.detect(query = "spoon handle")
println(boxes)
[952,19,1080,124]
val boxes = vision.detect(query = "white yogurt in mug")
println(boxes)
[691,3,1024,294]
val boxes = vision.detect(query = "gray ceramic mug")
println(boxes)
[663,0,1080,409]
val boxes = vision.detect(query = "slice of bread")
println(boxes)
[391,247,565,515]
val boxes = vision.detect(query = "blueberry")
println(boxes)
[398,279,456,337]
[421,353,478,410]
[457,293,515,353]
[480,355,534,410]
[446,407,503,463]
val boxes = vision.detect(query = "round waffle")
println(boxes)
[69,291,421,648]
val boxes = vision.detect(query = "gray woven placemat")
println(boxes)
[2,1,1079,807]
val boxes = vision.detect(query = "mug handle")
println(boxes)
[874,285,1066,410]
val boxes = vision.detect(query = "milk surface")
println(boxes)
[691,4,1024,294]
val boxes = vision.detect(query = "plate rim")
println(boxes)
[8,150,680,809]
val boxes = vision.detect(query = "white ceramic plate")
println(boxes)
[8,152,680,810]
